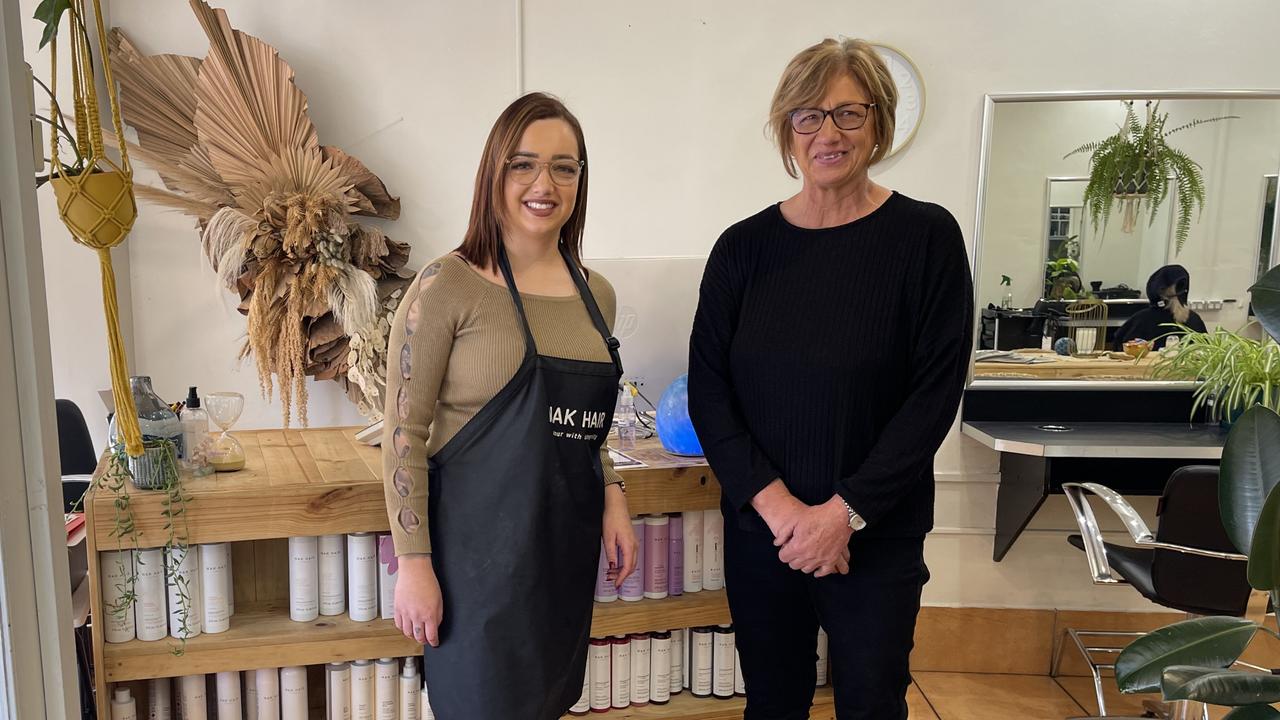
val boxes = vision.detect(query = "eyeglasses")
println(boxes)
[505,156,585,186]
[788,102,876,134]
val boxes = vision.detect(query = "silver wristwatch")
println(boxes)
[839,497,867,531]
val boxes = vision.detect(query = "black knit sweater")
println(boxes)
[688,192,974,538]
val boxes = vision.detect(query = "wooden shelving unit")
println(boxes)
[85,428,727,718]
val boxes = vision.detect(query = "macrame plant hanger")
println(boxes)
[48,0,143,457]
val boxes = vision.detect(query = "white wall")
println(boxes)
[32,0,1280,610]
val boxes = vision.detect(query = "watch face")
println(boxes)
[871,44,924,157]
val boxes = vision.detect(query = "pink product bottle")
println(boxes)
[618,518,645,602]
[668,514,683,596]
[643,516,669,600]
[593,542,617,603]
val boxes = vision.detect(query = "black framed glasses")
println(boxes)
[505,156,585,186]
[788,102,876,134]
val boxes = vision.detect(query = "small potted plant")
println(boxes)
[1065,100,1235,253]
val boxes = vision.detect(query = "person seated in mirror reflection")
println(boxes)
[1113,264,1207,351]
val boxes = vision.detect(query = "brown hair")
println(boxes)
[456,92,589,271]
[768,38,897,178]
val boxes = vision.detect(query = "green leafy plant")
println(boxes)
[1113,265,1280,715]
[1152,327,1280,422]
[1044,257,1082,300]
[1065,100,1236,253]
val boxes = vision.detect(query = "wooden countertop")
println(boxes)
[974,348,1162,380]
[87,427,717,549]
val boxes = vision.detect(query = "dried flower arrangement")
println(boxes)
[108,0,411,425]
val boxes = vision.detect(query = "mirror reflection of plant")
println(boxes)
[1113,264,1280,714]
[1065,100,1236,253]
[1152,325,1280,422]
[1044,256,1082,300]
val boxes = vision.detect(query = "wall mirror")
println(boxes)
[971,91,1280,382]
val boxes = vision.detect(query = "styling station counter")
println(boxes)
[85,428,838,719]
[961,380,1227,561]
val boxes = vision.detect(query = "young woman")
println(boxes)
[382,93,638,720]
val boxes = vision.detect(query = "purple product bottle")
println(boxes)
[618,517,646,601]
[668,514,684,596]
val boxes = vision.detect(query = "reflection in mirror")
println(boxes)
[1260,175,1278,282]
[973,93,1280,382]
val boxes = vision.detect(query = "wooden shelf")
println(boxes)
[564,687,835,719]
[87,427,720,718]
[99,603,421,682]
[591,590,729,638]
[101,591,730,682]
[88,429,719,549]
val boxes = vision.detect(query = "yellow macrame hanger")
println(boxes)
[48,0,143,457]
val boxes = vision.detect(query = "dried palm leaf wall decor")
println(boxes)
[109,0,411,426]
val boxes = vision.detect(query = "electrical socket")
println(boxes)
[622,375,648,392]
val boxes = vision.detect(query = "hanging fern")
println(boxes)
[1065,100,1236,253]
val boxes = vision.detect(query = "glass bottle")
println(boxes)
[181,386,214,478]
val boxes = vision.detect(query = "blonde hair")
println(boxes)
[768,38,897,178]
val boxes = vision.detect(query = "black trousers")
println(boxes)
[724,517,929,720]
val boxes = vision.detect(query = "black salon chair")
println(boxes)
[56,398,98,512]
[1056,466,1251,718]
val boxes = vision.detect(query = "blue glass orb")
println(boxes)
[656,374,704,456]
[1053,337,1076,356]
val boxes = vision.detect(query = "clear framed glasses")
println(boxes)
[788,102,876,134]
[505,156,585,186]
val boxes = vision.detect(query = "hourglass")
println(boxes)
[205,392,246,472]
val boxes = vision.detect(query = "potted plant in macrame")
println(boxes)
[1065,100,1235,253]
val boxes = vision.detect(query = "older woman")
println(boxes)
[688,39,973,719]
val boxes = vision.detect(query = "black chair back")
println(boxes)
[1152,465,1251,616]
[56,399,97,513]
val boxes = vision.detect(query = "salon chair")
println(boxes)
[1057,466,1251,718]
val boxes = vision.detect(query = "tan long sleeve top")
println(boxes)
[382,253,622,555]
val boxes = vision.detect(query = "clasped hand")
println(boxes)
[755,481,852,577]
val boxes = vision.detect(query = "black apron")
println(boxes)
[423,242,622,720]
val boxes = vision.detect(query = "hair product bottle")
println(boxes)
[134,547,167,642]
[254,667,279,720]
[712,625,735,699]
[734,647,746,697]
[376,535,397,621]
[650,631,671,705]
[702,509,724,591]
[629,632,651,706]
[215,671,242,720]
[668,628,684,695]
[147,677,172,720]
[690,627,713,698]
[179,675,208,720]
[288,536,319,622]
[643,516,669,599]
[347,533,378,622]
[398,658,419,720]
[111,687,138,720]
[667,513,683,596]
[568,656,589,716]
[279,666,307,720]
[319,534,346,616]
[243,669,257,720]
[201,542,230,634]
[102,549,136,643]
[327,662,351,720]
[682,511,703,593]
[166,545,202,639]
[588,638,611,712]
[593,542,617,603]
[350,660,374,720]
[374,658,398,720]
[610,635,631,708]
[618,518,645,602]
[816,627,830,686]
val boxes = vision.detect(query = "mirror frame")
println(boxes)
[969,90,1280,389]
